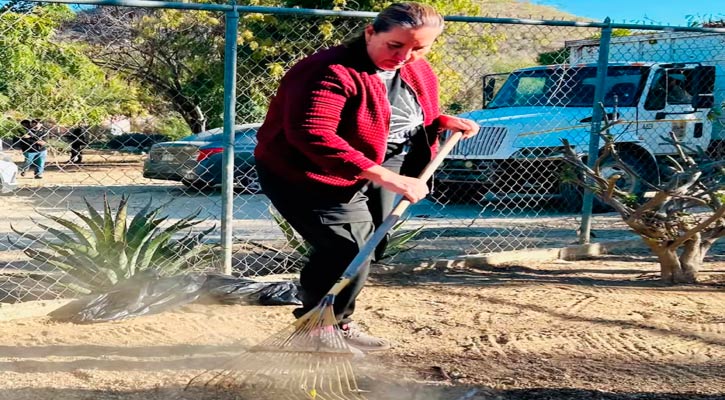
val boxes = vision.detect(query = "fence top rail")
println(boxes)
[29,0,725,34]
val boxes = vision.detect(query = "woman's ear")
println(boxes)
[364,25,375,41]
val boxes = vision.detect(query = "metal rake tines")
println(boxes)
[186,305,368,399]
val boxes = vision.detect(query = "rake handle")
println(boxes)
[326,131,463,297]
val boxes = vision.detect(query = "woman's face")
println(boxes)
[365,24,442,71]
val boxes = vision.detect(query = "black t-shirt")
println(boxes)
[16,129,47,152]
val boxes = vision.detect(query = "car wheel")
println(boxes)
[233,167,262,194]
[182,179,213,192]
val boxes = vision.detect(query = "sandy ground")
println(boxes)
[0,256,723,400]
[2,148,724,399]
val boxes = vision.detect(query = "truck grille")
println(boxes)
[450,126,507,157]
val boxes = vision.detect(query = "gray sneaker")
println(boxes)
[340,322,391,352]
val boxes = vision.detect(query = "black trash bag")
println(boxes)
[202,274,302,306]
[50,271,206,324]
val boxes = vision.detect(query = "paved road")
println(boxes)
[1,183,630,254]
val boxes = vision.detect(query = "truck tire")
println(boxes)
[430,181,455,204]
[555,151,657,213]
[707,140,724,161]
[430,182,479,205]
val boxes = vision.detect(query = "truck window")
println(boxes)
[645,69,695,110]
[487,65,649,109]
[515,77,547,105]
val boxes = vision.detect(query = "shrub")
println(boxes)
[10,195,217,294]
[105,133,170,151]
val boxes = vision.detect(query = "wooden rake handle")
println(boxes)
[326,131,463,297]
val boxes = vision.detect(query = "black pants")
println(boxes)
[259,165,373,323]
[70,145,83,163]
[257,144,411,324]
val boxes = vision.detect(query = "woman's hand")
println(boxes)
[438,114,480,139]
[360,165,429,203]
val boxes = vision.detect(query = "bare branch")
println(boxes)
[668,204,725,250]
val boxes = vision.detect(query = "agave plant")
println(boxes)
[10,195,216,294]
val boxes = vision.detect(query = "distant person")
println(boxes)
[17,119,48,179]
[65,127,88,164]
[666,73,692,104]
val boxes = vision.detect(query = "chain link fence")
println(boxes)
[1,1,723,303]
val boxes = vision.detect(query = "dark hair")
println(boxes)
[345,2,443,45]
[372,2,444,33]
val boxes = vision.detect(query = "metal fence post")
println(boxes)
[221,4,239,275]
[579,17,612,245]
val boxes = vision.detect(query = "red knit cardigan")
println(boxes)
[254,40,442,189]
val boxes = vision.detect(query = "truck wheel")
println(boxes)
[430,181,454,204]
[707,140,724,161]
[555,151,657,213]
[430,182,478,205]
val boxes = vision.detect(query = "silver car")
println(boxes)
[0,152,18,193]
[143,124,260,187]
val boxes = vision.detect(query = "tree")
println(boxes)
[0,5,143,132]
[65,0,501,132]
[561,104,725,284]
[65,7,225,133]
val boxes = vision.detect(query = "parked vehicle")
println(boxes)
[181,126,260,192]
[0,152,18,193]
[435,32,724,211]
[143,123,261,192]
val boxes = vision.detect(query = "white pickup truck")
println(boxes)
[436,32,724,211]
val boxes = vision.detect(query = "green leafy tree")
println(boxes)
[0,5,143,133]
[66,0,501,132]
[65,7,226,133]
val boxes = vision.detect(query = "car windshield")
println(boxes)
[487,65,649,108]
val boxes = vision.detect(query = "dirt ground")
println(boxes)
[2,148,724,399]
[0,256,723,400]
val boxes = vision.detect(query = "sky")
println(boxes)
[531,0,724,26]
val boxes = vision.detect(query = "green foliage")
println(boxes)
[491,57,537,74]
[686,14,724,27]
[0,5,144,126]
[10,195,217,294]
[377,222,423,261]
[537,47,569,65]
[0,119,23,140]
[64,0,502,130]
[270,207,312,259]
[136,114,193,140]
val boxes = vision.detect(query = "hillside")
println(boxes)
[437,1,597,110]
[474,0,596,72]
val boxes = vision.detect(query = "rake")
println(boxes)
[186,131,463,399]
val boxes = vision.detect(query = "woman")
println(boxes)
[254,2,479,352]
